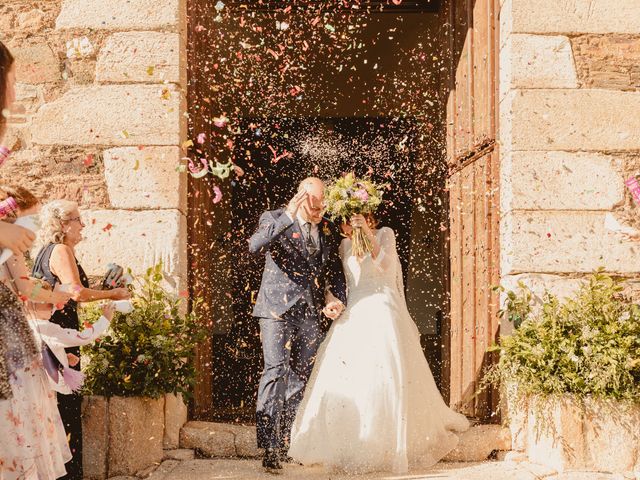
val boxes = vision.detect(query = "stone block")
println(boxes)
[56,0,179,30]
[82,395,109,480]
[144,459,180,480]
[443,425,511,462]
[502,383,529,452]
[509,0,640,34]
[135,465,158,479]
[506,34,578,89]
[16,9,48,33]
[500,273,585,318]
[164,393,188,449]
[572,35,640,91]
[502,211,640,274]
[583,398,640,472]
[75,209,187,281]
[163,449,195,461]
[103,147,184,210]
[233,425,260,458]
[179,421,236,457]
[523,395,640,474]
[108,396,165,477]
[510,90,640,151]
[10,84,43,122]
[0,146,110,209]
[31,85,180,146]
[10,42,60,84]
[526,396,586,472]
[96,32,180,84]
[508,151,624,210]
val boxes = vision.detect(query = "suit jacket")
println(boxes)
[249,208,347,319]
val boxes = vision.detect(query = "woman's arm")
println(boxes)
[5,253,72,305]
[35,315,110,347]
[36,302,114,347]
[49,244,130,302]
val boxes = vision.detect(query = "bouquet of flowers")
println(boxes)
[324,173,386,257]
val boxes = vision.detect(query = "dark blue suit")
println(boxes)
[249,208,346,450]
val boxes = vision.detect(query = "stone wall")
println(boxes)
[0,0,187,285]
[499,0,640,315]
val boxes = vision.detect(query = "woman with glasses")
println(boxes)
[31,200,130,480]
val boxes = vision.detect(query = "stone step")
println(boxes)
[179,422,511,462]
[180,421,260,458]
[443,424,512,462]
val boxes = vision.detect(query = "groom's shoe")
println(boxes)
[279,449,303,466]
[262,448,282,473]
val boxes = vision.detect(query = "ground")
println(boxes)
[156,459,637,480]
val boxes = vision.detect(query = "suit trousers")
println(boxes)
[256,301,323,450]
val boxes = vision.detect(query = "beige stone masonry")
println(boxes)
[10,84,44,122]
[502,211,640,274]
[31,85,180,146]
[56,0,179,30]
[103,147,184,210]
[501,273,585,303]
[10,42,60,84]
[163,393,188,450]
[108,397,165,477]
[502,34,578,91]
[76,209,186,280]
[510,89,640,151]
[508,0,640,34]
[96,32,180,84]
[508,151,623,210]
[82,396,109,480]
[572,35,640,91]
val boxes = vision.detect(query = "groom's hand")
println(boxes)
[286,190,308,218]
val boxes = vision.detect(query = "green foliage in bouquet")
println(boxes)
[324,173,386,256]
[80,263,207,399]
[484,270,640,402]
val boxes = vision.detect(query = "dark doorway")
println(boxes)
[187,1,456,421]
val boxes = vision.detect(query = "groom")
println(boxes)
[249,177,347,472]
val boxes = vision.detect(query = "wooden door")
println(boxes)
[442,0,500,421]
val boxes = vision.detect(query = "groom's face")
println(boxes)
[301,182,325,225]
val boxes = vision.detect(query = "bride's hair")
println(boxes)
[365,213,380,229]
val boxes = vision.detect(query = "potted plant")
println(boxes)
[486,270,640,474]
[79,263,206,479]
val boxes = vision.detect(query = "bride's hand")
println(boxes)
[323,300,344,320]
[350,214,371,235]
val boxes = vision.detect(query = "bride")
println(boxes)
[288,213,469,474]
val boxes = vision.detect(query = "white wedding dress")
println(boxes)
[289,227,469,474]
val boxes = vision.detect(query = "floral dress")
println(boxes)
[0,266,71,480]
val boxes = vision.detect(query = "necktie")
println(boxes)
[305,222,319,256]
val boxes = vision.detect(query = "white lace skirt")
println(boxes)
[289,290,469,474]
[0,358,71,480]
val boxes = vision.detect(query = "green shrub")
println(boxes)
[80,263,207,399]
[486,270,640,402]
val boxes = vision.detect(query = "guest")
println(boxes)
[0,42,34,258]
[0,39,78,480]
[0,223,74,480]
[32,200,130,480]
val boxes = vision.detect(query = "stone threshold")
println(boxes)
[178,421,513,463]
